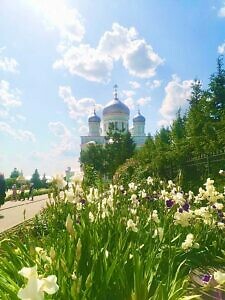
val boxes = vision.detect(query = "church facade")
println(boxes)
[80,85,148,149]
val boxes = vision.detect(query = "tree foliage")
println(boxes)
[10,168,20,179]
[31,169,42,189]
[80,130,136,181]
[115,56,225,190]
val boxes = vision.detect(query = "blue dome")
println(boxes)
[103,99,130,116]
[88,111,101,122]
[133,111,145,122]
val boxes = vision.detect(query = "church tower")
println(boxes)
[102,85,130,134]
[80,85,148,149]
[88,110,101,136]
[132,110,145,136]
[131,109,147,147]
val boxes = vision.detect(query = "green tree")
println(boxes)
[105,130,136,178]
[185,80,212,154]
[208,56,225,121]
[188,78,203,107]
[80,131,136,180]
[170,110,188,165]
[207,56,225,148]
[31,169,42,189]
[80,144,106,177]
[41,174,48,188]
[10,168,20,179]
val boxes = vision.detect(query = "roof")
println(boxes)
[103,99,130,116]
[88,110,101,122]
[133,111,145,122]
[103,84,130,116]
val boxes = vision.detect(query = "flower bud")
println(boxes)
[76,238,82,262]
[66,214,75,237]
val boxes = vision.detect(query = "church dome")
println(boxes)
[103,85,130,116]
[133,110,145,122]
[88,110,101,122]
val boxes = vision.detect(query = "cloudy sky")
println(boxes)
[1,0,225,177]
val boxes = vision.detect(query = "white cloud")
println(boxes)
[218,4,225,17]
[29,0,85,44]
[122,90,136,98]
[0,49,19,73]
[98,23,163,78]
[78,124,88,135]
[0,109,9,119]
[49,121,70,137]
[0,121,36,142]
[124,97,135,110]
[0,81,35,141]
[123,39,163,78]
[218,42,225,54]
[129,81,140,89]
[54,22,163,82]
[48,121,78,157]
[31,151,80,176]
[98,23,137,60]
[54,44,113,83]
[146,79,162,89]
[157,119,171,128]
[0,80,22,108]
[59,86,103,119]
[15,114,26,122]
[159,75,192,124]
[137,96,151,106]
[18,130,36,142]
[0,122,15,137]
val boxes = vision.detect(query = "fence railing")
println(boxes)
[165,149,225,179]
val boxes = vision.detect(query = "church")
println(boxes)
[80,85,148,149]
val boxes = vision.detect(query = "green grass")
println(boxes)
[0,178,225,299]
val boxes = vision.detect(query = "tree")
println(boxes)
[208,56,225,120]
[170,110,188,163]
[170,109,186,145]
[31,169,42,189]
[105,130,136,178]
[80,131,136,180]
[207,56,225,148]
[10,168,20,179]
[188,78,203,107]
[41,174,48,188]
[185,80,212,154]
[80,144,106,177]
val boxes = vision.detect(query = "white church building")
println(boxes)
[80,85,148,149]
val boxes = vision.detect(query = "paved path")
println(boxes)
[0,195,49,233]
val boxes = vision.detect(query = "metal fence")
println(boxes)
[164,149,225,182]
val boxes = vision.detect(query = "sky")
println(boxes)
[1,0,225,177]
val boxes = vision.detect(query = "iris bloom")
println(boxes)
[201,274,212,284]
[214,270,225,285]
[17,265,59,300]
[126,219,138,232]
[51,174,67,190]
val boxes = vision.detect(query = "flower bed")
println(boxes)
[0,176,225,299]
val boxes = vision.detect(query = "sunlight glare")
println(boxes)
[28,0,85,42]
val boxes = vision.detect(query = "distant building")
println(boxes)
[81,85,147,149]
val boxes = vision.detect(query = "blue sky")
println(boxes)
[0,0,225,177]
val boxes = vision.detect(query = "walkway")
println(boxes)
[0,195,49,233]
